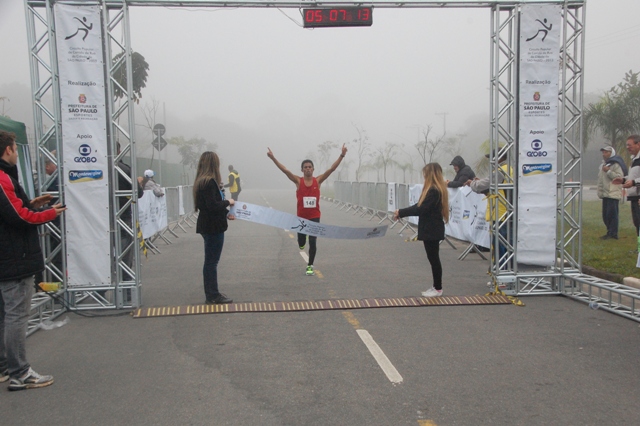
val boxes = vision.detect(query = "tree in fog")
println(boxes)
[396,160,414,184]
[137,98,161,169]
[317,140,338,172]
[373,142,400,182]
[414,125,456,166]
[350,124,372,182]
[169,136,217,172]
[113,51,149,104]
[585,70,640,155]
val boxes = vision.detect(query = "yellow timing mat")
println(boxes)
[132,295,512,318]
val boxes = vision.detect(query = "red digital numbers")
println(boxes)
[303,7,373,28]
[305,10,323,23]
[358,9,370,21]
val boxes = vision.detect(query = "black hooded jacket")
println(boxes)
[448,156,475,188]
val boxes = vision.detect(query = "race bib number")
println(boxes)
[303,197,317,208]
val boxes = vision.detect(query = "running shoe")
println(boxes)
[0,368,8,383]
[421,287,443,297]
[299,245,306,250]
[306,265,315,276]
[8,367,54,391]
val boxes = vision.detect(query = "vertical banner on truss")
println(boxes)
[54,4,111,286]
[517,4,561,266]
[387,182,396,212]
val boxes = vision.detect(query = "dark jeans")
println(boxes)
[601,197,619,238]
[230,192,239,201]
[0,277,33,378]
[297,218,319,265]
[631,199,640,237]
[202,233,225,301]
[423,240,442,290]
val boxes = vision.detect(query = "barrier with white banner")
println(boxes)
[403,184,489,248]
[138,190,168,239]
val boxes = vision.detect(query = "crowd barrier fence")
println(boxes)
[329,181,491,258]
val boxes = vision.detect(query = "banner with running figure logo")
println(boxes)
[517,4,561,266]
[55,4,111,286]
[230,203,387,239]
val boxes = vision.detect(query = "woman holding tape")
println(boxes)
[394,163,449,297]
[193,151,235,304]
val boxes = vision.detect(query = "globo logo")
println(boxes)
[527,139,548,157]
[74,144,97,163]
[79,144,92,156]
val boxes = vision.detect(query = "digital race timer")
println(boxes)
[303,7,373,28]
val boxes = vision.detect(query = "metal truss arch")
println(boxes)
[25,0,638,322]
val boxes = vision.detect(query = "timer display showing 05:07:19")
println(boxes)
[303,7,373,28]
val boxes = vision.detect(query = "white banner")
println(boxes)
[55,4,111,286]
[517,4,561,266]
[230,202,387,239]
[178,186,185,216]
[387,182,396,212]
[404,185,489,247]
[406,184,422,226]
[446,187,490,249]
[138,190,168,239]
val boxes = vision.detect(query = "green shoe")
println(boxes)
[305,265,315,276]
[299,245,306,250]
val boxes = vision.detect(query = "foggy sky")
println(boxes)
[1,0,639,186]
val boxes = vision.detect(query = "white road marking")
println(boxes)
[356,329,403,384]
[299,252,309,263]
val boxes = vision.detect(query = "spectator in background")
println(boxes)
[143,169,164,197]
[35,150,62,285]
[613,135,640,236]
[116,143,144,282]
[465,149,513,268]
[597,146,626,240]
[447,156,475,188]
[224,165,241,201]
[44,150,58,195]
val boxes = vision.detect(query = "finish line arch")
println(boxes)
[25,0,596,317]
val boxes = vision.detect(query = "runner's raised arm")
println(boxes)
[317,144,347,185]
[267,147,300,187]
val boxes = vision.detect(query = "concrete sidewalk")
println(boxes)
[4,188,640,425]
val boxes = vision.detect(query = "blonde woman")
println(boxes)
[193,151,235,304]
[394,163,449,297]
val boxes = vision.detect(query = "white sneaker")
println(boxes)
[422,287,443,297]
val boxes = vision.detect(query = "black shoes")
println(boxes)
[599,235,618,240]
[206,293,233,304]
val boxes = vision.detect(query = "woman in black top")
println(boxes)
[193,151,235,304]
[394,163,449,297]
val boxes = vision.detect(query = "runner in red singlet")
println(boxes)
[267,144,348,275]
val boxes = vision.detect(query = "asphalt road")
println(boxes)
[4,188,640,425]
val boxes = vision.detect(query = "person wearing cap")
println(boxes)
[597,146,626,240]
[465,148,513,268]
[142,169,164,198]
[613,135,640,236]
[446,155,475,188]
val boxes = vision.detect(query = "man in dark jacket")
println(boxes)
[0,130,65,391]
[447,155,475,188]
